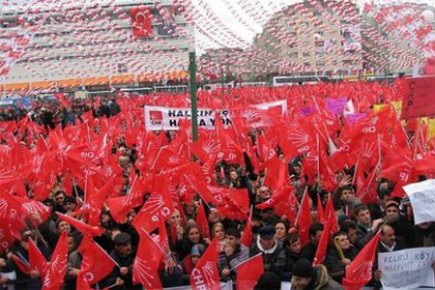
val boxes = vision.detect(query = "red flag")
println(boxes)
[82,176,113,227]
[42,232,68,290]
[401,76,435,119]
[0,194,26,252]
[130,6,153,38]
[132,227,164,289]
[240,211,253,248]
[313,211,332,267]
[255,185,292,211]
[425,57,435,75]
[56,212,103,237]
[210,186,249,221]
[28,238,48,277]
[54,93,72,109]
[324,194,339,235]
[156,215,170,255]
[256,133,276,164]
[105,194,131,224]
[132,176,174,233]
[190,239,220,290]
[296,189,312,248]
[76,272,93,290]
[189,138,221,164]
[11,255,30,275]
[182,165,221,205]
[316,193,325,224]
[262,157,288,191]
[357,164,380,204]
[236,253,264,290]
[78,236,118,288]
[273,189,299,225]
[330,142,353,172]
[106,175,146,224]
[342,231,381,290]
[15,197,52,225]
[196,200,211,240]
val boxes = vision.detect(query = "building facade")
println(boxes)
[0,0,194,93]
[252,0,363,76]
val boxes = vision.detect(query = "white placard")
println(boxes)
[403,179,435,225]
[378,247,435,290]
[144,100,287,131]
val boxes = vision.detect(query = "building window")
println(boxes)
[117,63,128,74]
[316,51,324,57]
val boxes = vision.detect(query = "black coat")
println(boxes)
[325,245,359,283]
[99,249,141,290]
[250,239,287,278]
[300,242,318,263]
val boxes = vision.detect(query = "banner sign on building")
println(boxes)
[378,247,435,290]
[144,100,287,131]
[401,76,435,119]
[341,25,362,52]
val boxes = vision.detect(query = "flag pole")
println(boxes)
[189,51,198,142]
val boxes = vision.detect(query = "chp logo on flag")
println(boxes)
[149,111,163,126]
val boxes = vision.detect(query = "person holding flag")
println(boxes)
[218,227,249,280]
[100,232,141,290]
[324,232,358,283]
[300,223,324,263]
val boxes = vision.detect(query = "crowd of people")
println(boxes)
[0,80,434,290]
[0,97,121,129]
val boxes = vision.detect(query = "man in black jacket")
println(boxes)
[300,223,324,263]
[354,204,383,250]
[283,233,302,281]
[100,232,141,290]
[291,258,343,290]
[250,225,287,278]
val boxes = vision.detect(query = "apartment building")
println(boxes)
[0,0,194,92]
[253,0,363,75]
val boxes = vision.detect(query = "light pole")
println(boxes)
[189,51,198,142]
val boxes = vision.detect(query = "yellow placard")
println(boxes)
[373,101,402,116]
[429,118,435,139]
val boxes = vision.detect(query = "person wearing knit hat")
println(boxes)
[291,258,343,290]
[384,200,400,223]
[254,272,282,290]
